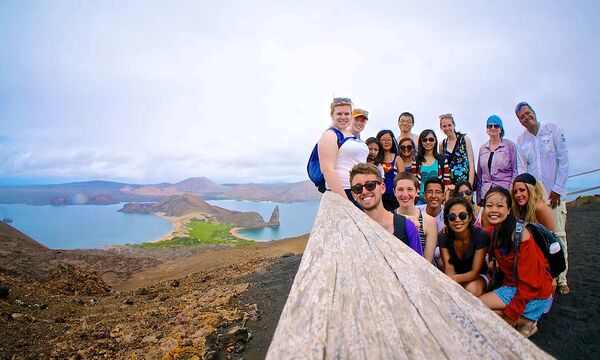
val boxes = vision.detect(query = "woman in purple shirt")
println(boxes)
[476,115,517,204]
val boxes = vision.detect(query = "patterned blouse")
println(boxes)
[443,134,470,184]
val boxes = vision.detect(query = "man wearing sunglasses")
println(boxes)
[515,102,570,295]
[349,163,422,255]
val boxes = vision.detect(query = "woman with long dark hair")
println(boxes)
[439,197,490,296]
[376,130,406,211]
[480,186,553,338]
[365,137,385,177]
[453,181,483,227]
[411,129,451,205]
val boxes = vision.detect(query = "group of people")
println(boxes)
[315,97,569,338]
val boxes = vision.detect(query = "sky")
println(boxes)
[1,1,599,188]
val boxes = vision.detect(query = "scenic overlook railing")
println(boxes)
[568,168,600,196]
[266,192,551,359]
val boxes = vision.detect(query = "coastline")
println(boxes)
[230,227,255,241]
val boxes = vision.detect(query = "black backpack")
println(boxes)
[512,220,566,280]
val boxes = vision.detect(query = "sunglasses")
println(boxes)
[332,97,352,105]
[399,145,413,151]
[351,180,381,194]
[422,137,436,143]
[448,212,468,222]
[487,124,501,129]
[439,113,453,119]
[458,190,473,196]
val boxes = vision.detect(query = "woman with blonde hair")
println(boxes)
[511,173,555,232]
[439,113,475,186]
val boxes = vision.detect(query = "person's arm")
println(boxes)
[465,136,476,186]
[395,155,406,173]
[317,130,345,198]
[551,125,569,200]
[516,136,528,175]
[503,228,547,322]
[449,248,487,283]
[404,219,423,256]
[423,215,438,263]
[476,147,484,202]
[535,202,556,232]
[440,247,456,276]
[508,140,518,187]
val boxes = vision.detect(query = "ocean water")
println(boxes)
[0,203,173,249]
[207,200,320,241]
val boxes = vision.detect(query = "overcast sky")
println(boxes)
[1,1,599,187]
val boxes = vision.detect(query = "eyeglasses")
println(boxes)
[426,189,444,195]
[332,97,352,105]
[458,190,473,196]
[487,124,501,129]
[351,180,381,194]
[448,212,468,222]
[399,145,413,151]
[422,137,436,143]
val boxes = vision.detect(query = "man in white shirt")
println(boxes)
[515,101,570,295]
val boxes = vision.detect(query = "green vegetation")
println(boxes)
[137,220,255,248]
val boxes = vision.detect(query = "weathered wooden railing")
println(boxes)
[266,191,552,359]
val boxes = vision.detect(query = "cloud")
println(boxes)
[1,1,599,186]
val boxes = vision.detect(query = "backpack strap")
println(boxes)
[512,220,526,282]
[393,213,408,245]
[328,127,355,148]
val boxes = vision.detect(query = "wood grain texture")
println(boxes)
[266,191,553,359]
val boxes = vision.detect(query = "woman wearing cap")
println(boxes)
[476,115,517,204]
[512,173,555,232]
[439,196,490,296]
[439,114,475,186]
[318,98,369,205]
[412,129,451,205]
[376,130,406,211]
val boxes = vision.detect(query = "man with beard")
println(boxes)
[349,163,421,255]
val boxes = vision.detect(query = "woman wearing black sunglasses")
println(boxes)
[411,129,451,205]
[476,115,517,205]
[398,137,416,172]
[438,197,490,296]
[453,181,483,227]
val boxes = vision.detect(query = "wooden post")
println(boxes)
[266,191,552,359]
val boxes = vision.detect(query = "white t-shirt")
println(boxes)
[329,137,369,189]
[417,203,445,232]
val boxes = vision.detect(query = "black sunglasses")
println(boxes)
[448,212,468,222]
[351,180,381,194]
[399,145,413,151]
[458,190,473,196]
[422,137,436,143]
[487,124,501,129]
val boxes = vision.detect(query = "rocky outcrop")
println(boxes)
[89,194,118,205]
[120,193,268,228]
[268,205,280,227]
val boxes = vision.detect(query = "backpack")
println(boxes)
[512,220,566,280]
[307,127,355,193]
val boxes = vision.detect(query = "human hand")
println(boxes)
[549,191,560,209]
[500,312,516,327]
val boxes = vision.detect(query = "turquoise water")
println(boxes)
[0,203,173,249]
[207,200,320,241]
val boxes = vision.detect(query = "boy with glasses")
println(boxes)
[397,112,419,146]
[349,163,421,254]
